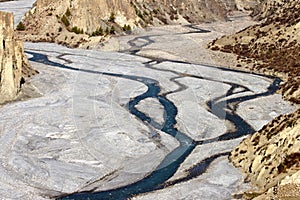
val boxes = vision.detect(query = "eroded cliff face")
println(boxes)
[0,11,35,104]
[230,110,300,199]
[16,0,132,47]
[17,0,260,48]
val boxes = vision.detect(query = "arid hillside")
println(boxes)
[209,0,300,103]
[0,11,36,104]
[209,1,300,199]
[17,0,260,48]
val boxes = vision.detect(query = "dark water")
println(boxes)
[26,50,280,200]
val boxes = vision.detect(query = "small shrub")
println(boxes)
[122,24,132,32]
[143,11,149,16]
[16,22,25,31]
[105,27,110,35]
[71,26,83,34]
[110,26,115,34]
[153,9,159,14]
[91,26,104,36]
[65,8,71,17]
[170,14,174,20]
[58,27,62,32]
[109,12,116,22]
[137,10,144,20]
[61,15,70,27]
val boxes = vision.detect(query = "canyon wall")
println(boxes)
[0,11,35,104]
[17,0,260,48]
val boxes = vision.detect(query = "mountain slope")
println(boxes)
[209,0,300,103]
[17,0,260,48]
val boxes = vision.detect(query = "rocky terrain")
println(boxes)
[209,0,300,199]
[16,0,260,48]
[0,11,36,104]
[230,110,300,199]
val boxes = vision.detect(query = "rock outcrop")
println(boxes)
[17,0,260,48]
[230,110,300,199]
[0,11,36,104]
[208,0,300,199]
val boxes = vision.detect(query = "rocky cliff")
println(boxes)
[17,0,260,48]
[208,0,300,199]
[0,11,35,104]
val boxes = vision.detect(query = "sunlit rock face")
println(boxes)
[0,11,35,104]
[230,110,300,199]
